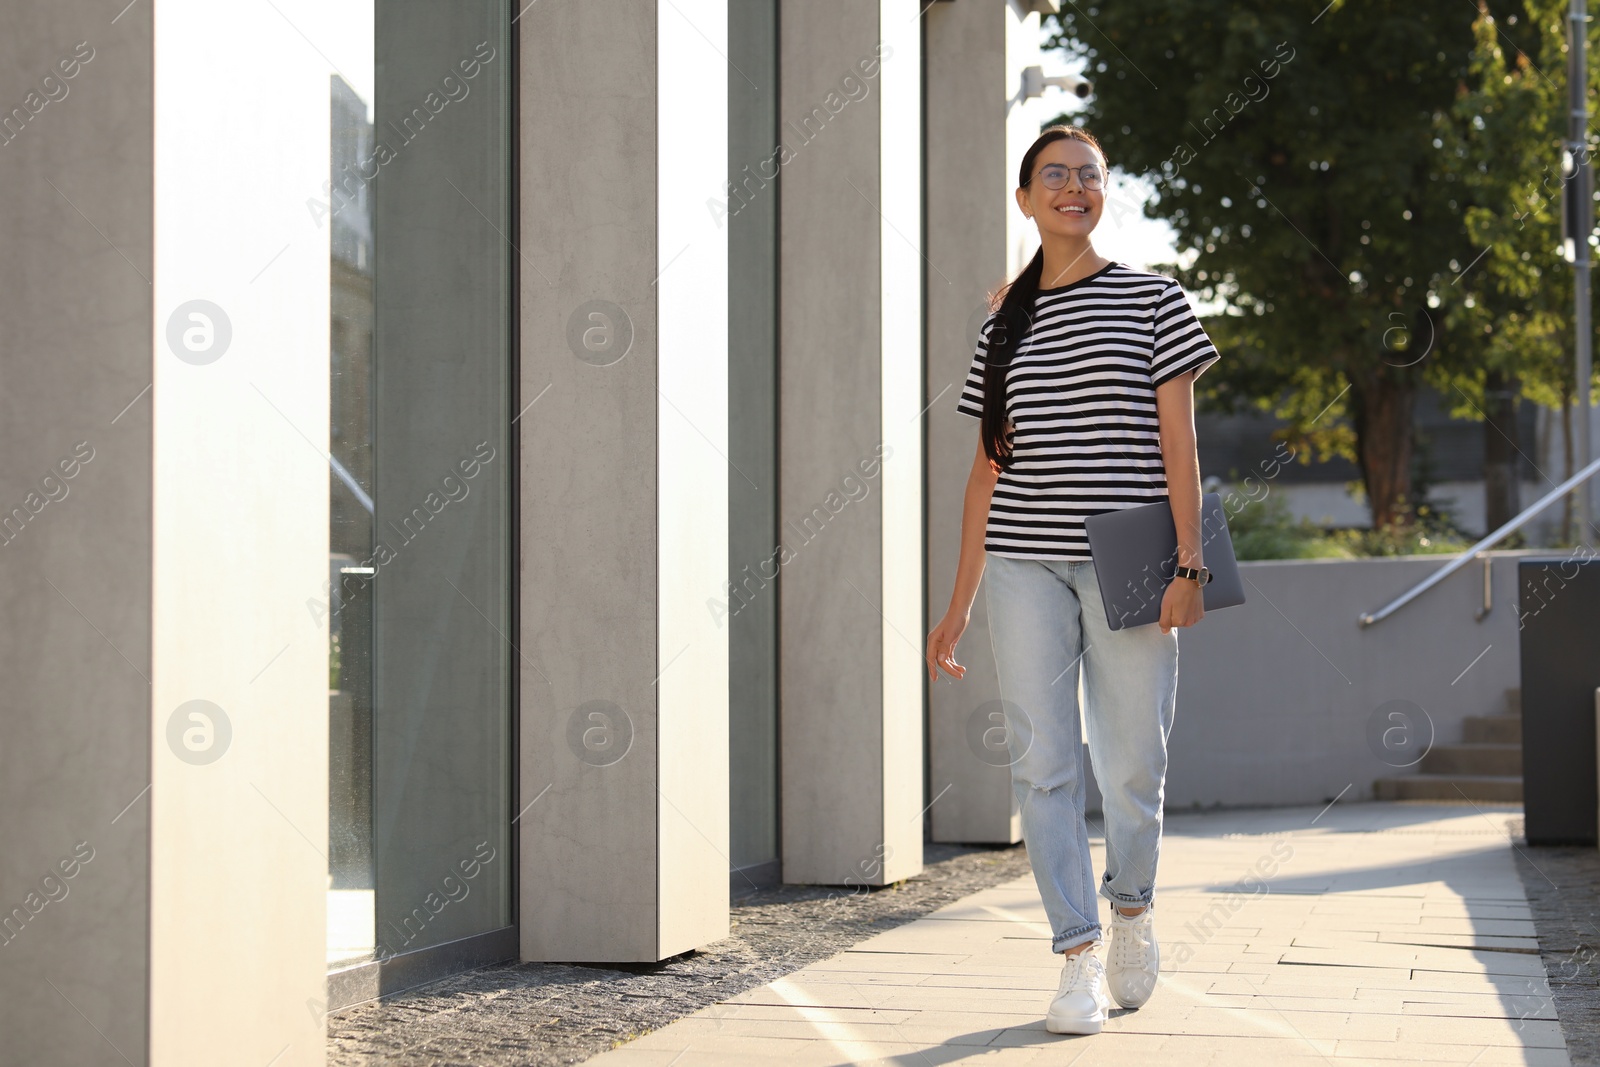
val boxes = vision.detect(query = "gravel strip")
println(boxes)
[327,841,1034,1066]
[1511,837,1600,1066]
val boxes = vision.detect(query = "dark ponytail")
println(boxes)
[979,251,1043,472]
[979,124,1108,473]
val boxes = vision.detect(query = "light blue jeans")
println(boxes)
[981,551,1179,953]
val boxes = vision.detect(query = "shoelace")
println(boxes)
[1059,951,1105,996]
[1111,912,1153,972]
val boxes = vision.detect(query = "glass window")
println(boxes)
[326,0,513,972]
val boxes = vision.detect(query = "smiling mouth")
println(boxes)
[1055,205,1089,215]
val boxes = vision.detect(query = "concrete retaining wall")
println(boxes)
[1163,550,1538,810]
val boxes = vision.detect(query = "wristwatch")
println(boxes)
[1173,564,1212,586]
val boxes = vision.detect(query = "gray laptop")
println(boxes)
[1082,492,1246,630]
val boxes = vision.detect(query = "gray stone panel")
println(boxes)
[518,0,730,962]
[777,1,924,885]
[0,5,152,1064]
[924,0,1022,847]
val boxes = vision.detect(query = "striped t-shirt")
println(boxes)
[956,260,1220,560]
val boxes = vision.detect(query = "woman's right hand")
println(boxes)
[926,610,970,683]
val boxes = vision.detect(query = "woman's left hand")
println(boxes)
[1158,578,1205,634]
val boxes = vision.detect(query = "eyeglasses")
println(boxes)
[1033,163,1106,191]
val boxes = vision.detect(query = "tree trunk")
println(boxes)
[1482,369,1520,534]
[1349,362,1418,530]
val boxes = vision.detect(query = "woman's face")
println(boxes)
[1016,137,1106,237]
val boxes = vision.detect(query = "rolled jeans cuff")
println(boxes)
[1099,883,1154,909]
[1052,922,1102,953]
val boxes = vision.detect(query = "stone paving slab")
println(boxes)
[583,801,1574,1066]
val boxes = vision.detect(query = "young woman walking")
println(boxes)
[925,125,1220,1036]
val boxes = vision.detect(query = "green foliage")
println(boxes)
[1223,485,1472,559]
[1225,489,1354,560]
[1326,521,1472,557]
[1439,0,1600,418]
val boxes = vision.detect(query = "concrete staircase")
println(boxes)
[1373,688,1522,802]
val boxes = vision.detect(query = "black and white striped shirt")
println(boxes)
[956,260,1220,560]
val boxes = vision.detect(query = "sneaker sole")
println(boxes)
[1045,1009,1105,1035]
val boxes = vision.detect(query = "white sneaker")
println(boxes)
[1046,946,1111,1034]
[1105,904,1159,1009]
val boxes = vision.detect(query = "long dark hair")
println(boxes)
[980,124,1108,472]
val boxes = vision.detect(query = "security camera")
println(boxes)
[1021,65,1093,102]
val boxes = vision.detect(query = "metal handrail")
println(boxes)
[1358,453,1600,627]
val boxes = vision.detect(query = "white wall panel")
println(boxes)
[657,0,731,957]
[152,2,329,1061]
[879,0,925,882]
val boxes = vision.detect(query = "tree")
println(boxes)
[1438,0,1600,543]
[1046,2,1490,528]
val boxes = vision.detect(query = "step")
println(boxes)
[1372,775,1522,803]
[1462,715,1523,744]
[1419,743,1522,777]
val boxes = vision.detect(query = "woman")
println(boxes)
[924,124,1220,1036]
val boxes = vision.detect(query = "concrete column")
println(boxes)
[0,5,152,1064]
[777,0,924,886]
[518,0,731,961]
[924,0,1064,844]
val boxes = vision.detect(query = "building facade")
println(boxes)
[0,1,1066,1063]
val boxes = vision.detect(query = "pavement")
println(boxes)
[581,801,1573,1066]
[328,839,1044,1066]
